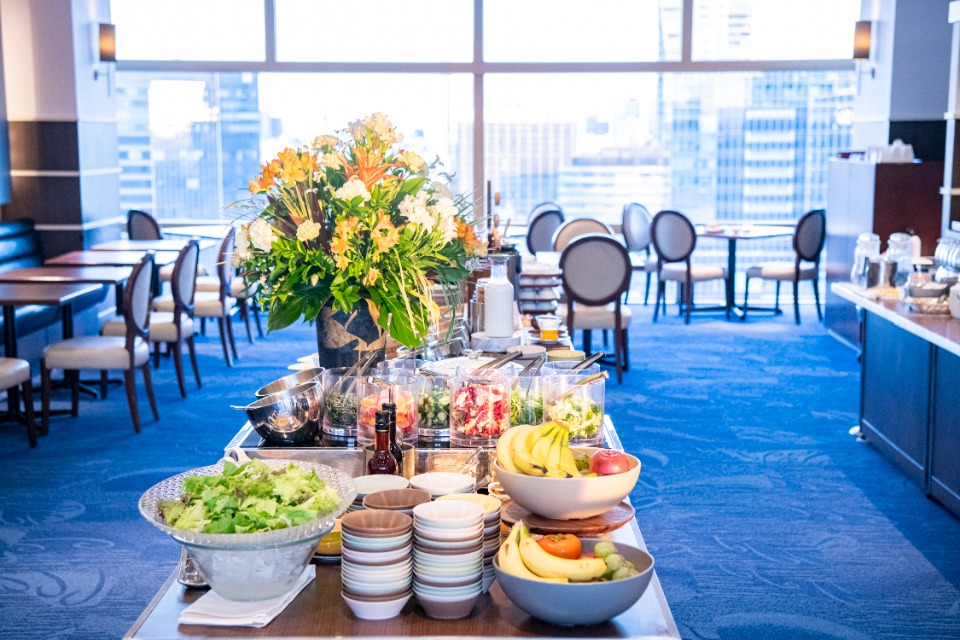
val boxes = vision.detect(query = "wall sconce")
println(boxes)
[854,20,875,89]
[93,23,115,90]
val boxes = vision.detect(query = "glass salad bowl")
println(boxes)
[138,458,356,601]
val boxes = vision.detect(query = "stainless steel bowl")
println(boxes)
[255,368,325,398]
[238,381,323,444]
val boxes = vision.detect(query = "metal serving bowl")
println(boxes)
[255,367,325,398]
[237,381,323,444]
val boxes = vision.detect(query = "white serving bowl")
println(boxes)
[415,592,481,620]
[341,531,412,549]
[340,544,412,564]
[493,447,640,519]
[414,523,484,541]
[413,548,483,565]
[413,581,482,599]
[434,493,502,516]
[413,501,485,527]
[342,591,411,620]
[342,564,412,582]
[353,474,410,496]
[342,575,411,594]
[409,472,475,496]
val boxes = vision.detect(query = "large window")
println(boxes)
[112,0,857,248]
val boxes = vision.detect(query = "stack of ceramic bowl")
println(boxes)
[339,510,413,620]
[436,493,502,593]
[411,501,485,619]
[409,472,474,498]
[348,475,410,513]
[362,488,432,516]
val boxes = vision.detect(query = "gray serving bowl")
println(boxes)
[493,537,654,626]
[236,381,323,444]
[255,367,325,398]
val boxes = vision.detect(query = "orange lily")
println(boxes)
[342,147,402,191]
[372,210,400,252]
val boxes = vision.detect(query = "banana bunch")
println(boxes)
[496,421,582,478]
[497,520,607,583]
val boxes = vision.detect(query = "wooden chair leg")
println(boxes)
[40,360,51,436]
[141,363,159,421]
[685,282,693,325]
[742,277,751,321]
[251,302,264,338]
[793,279,801,325]
[583,330,593,355]
[225,313,239,360]
[621,328,630,371]
[100,370,109,399]
[812,278,823,321]
[774,282,781,313]
[186,336,202,389]
[70,371,79,417]
[153,344,161,369]
[171,340,187,398]
[643,273,652,306]
[653,282,663,322]
[201,317,207,335]
[22,379,37,448]
[614,329,623,384]
[239,301,255,344]
[6,381,18,418]
[122,368,141,434]
[216,317,233,367]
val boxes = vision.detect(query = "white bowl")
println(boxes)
[493,447,640,519]
[353,474,410,496]
[342,591,411,620]
[435,493,502,516]
[342,564,412,582]
[342,575,411,594]
[341,531,412,549]
[413,581,483,598]
[413,560,483,576]
[409,472,475,495]
[413,501,485,527]
[340,544,412,564]
[413,548,483,565]
[414,523,484,540]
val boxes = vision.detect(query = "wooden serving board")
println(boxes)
[499,499,635,535]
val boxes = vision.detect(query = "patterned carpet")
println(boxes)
[0,306,957,639]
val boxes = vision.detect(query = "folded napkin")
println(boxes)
[179,565,314,627]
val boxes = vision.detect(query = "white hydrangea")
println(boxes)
[311,134,340,151]
[429,181,453,200]
[365,112,402,145]
[433,196,459,243]
[399,192,436,232]
[335,176,371,202]
[296,220,322,242]
[399,150,425,173]
[347,119,367,141]
[320,152,342,169]
[248,219,276,252]
[234,225,252,264]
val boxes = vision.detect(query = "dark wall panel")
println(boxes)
[9,121,80,172]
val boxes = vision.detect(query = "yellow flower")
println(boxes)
[278,148,307,184]
[334,252,351,270]
[330,233,349,256]
[372,210,400,253]
[248,160,279,194]
[362,268,381,286]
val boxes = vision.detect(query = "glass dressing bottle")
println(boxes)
[366,410,397,475]
[483,254,514,338]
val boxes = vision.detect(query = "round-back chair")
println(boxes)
[127,210,163,240]
[526,206,565,255]
[552,218,614,253]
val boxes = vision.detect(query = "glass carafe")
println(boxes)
[851,232,880,286]
[887,232,913,287]
[483,255,514,338]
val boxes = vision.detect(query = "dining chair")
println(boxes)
[41,253,158,433]
[195,272,262,343]
[552,218,614,253]
[650,210,728,324]
[526,206,565,255]
[557,234,632,383]
[157,229,238,366]
[621,203,657,305]
[127,210,163,241]
[530,202,563,219]
[0,358,39,447]
[742,209,826,324]
[103,240,202,396]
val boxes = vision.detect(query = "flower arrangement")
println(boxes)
[236,113,485,348]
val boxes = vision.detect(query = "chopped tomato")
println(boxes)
[580,551,596,558]
[537,533,582,559]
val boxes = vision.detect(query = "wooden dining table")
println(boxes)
[45,250,180,268]
[0,266,132,311]
[91,238,218,253]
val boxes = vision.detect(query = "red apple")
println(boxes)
[588,450,632,476]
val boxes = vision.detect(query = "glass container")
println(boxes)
[417,373,451,439]
[483,255,515,338]
[887,232,914,287]
[321,367,360,438]
[448,373,511,447]
[356,372,420,445]
[543,372,605,446]
[851,232,880,286]
[509,369,554,426]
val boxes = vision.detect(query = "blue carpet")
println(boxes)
[0,308,957,639]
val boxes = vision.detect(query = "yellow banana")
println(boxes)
[511,425,549,476]
[498,521,568,583]
[530,426,559,466]
[557,428,583,477]
[545,432,564,474]
[495,425,524,473]
[518,536,608,582]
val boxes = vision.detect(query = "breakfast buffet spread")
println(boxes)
[132,348,676,639]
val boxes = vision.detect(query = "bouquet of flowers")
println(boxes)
[235,113,485,348]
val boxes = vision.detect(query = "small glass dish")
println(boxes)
[542,372,605,446]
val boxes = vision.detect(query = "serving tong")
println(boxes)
[571,351,604,371]
[332,351,379,396]
[558,371,609,400]
[473,350,522,373]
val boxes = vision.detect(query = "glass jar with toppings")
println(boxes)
[509,369,553,426]
[448,373,511,447]
[417,373,451,439]
[320,367,360,438]
[356,372,420,445]
[543,371,605,446]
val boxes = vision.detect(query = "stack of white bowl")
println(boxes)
[436,493,502,593]
[339,510,413,620]
[348,475,410,513]
[411,501,485,620]
[409,472,474,498]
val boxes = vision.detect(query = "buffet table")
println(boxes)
[124,417,679,639]
[831,282,960,517]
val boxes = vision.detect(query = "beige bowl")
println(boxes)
[363,489,432,511]
[341,509,412,535]
[493,447,640,519]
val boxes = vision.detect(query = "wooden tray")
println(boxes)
[500,499,635,535]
